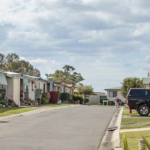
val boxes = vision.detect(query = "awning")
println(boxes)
[23,77,29,86]
[0,73,7,86]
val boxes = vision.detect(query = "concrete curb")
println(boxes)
[0,105,77,121]
[99,107,123,150]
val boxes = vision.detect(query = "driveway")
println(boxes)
[0,106,116,150]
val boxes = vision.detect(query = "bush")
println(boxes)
[57,91,60,99]
[41,92,50,104]
[0,89,6,100]
[50,91,58,104]
[0,99,8,107]
[0,98,18,107]
[85,98,89,104]
[120,101,125,106]
[60,93,70,102]
[108,100,115,105]
[41,98,49,104]
[8,99,18,107]
[72,94,83,104]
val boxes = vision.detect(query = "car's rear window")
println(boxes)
[129,89,149,96]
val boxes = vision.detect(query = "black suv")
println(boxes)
[127,88,150,116]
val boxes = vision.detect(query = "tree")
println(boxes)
[46,65,84,85]
[2,53,19,72]
[62,65,75,73]
[0,53,5,69]
[77,84,93,103]
[0,53,40,77]
[121,77,143,98]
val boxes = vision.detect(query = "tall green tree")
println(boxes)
[0,53,5,69]
[77,84,93,103]
[0,53,40,77]
[62,65,75,73]
[46,65,84,85]
[3,53,19,72]
[121,77,143,98]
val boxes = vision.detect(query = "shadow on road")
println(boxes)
[0,121,9,123]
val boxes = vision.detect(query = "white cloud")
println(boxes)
[0,0,150,92]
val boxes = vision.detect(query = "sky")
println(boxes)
[0,0,150,92]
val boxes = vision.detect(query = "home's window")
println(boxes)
[109,91,117,97]
[43,84,45,93]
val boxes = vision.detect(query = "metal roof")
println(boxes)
[23,74,50,83]
[104,87,122,91]
[5,71,21,77]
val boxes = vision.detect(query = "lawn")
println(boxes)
[120,131,150,150]
[123,108,139,116]
[0,107,39,117]
[121,125,150,129]
[121,108,150,129]
[121,118,150,125]
[0,104,74,117]
[41,104,74,107]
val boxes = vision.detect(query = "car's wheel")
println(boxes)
[138,105,150,116]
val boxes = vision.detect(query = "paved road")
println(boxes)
[0,106,116,150]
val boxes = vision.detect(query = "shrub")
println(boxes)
[85,98,89,104]
[50,91,58,104]
[8,99,18,107]
[60,93,70,102]
[57,91,60,99]
[41,98,49,104]
[41,92,50,104]
[108,100,115,105]
[0,89,6,100]
[72,94,83,104]
[0,99,9,107]
[120,101,125,106]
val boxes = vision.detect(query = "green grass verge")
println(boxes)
[121,125,150,129]
[0,104,74,118]
[0,107,39,117]
[120,130,150,150]
[123,108,139,116]
[121,118,150,125]
[41,104,74,107]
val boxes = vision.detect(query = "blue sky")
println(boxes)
[0,0,150,92]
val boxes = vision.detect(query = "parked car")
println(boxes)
[127,88,150,116]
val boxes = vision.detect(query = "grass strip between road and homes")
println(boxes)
[0,107,39,117]
[0,104,74,117]
[41,104,74,107]
[120,130,150,150]
[121,125,150,129]
[123,108,139,116]
[121,108,150,129]
[121,118,150,125]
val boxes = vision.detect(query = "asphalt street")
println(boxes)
[0,106,116,150]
